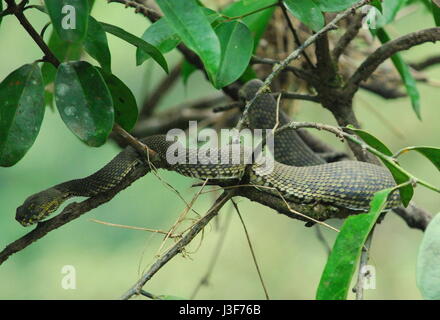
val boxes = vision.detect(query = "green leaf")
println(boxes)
[41,30,83,108]
[432,0,440,26]
[84,16,111,73]
[181,60,198,86]
[283,0,325,31]
[376,28,421,120]
[136,8,222,66]
[44,0,89,43]
[346,125,413,206]
[100,22,168,73]
[346,125,393,156]
[317,0,358,12]
[0,64,45,167]
[223,0,277,16]
[0,0,3,27]
[417,212,440,300]
[156,0,220,80]
[398,146,440,172]
[373,0,408,28]
[136,18,181,66]
[42,30,83,85]
[214,21,253,88]
[97,69,138,132]
[382,161,413,207]
[316,187,395,300]
[55,61,114,147]
[370,0,383,13]
[223,0,276,49]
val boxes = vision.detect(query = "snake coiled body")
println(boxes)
[16,80,400,226]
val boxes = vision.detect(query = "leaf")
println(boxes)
[346,125,393,156]
[214,21,254,88]
[317,0,358,12]
[316,187,395,300]
[346,125,413,206]
[44,0,89,43]
[0,64,45,167]
[223,0,277,16]
[223,0,276,49]
[156,0,220,80]
[432,0,440,26]
[382,161,413,207]
[370,0,383,13]
[373,0,408,29]
[181,60,198,86]
[0,0,3,27]
[55,61,114,147]
[100,22,168,73]
[376,28,421,120]
[41,30,83,85]
[399,146,440,172]
[97,69,138,132]
[417,212,440,300]
[135,8,221,66]
[84,16,111,73]
[283,0,325,31]
[136,18,181,66]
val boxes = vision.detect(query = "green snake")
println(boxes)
[16,80,400,226]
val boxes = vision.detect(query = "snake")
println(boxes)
[15,80,401,226]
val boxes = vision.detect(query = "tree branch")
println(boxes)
[410,54,440,71]
[5,0,60,67]
[346,27,440,96]
[332,12,366,61]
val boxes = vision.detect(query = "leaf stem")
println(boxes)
[225,2,277,21]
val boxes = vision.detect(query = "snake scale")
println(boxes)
[16,80,400,226]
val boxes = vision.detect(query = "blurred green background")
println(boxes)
[0,2,439,300]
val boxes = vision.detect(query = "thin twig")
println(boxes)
[190,205,234,299]
[354,228,374,300]
[232,200,270,300]
[121,191,234,300]
[89,218,180,238]
[279,1,314,68]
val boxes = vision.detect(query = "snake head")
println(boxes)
[16,188,64,226]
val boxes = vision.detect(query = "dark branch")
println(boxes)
[410,54,440,71]
[346,27,440,96]
[332,12,366,61]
